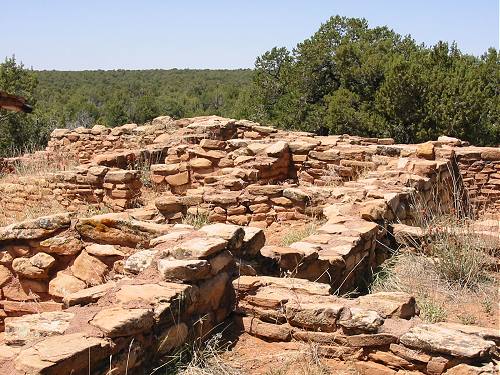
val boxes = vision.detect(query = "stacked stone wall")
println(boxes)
[455,147,500,216]
[0,167,142,224]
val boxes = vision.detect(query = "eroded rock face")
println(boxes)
[0,213,71,241]
[400,324,497,359]
[157,259,210,281]
[39,231,84,255]
[70,251,108,286]
[49,272,86,298]
[124,249,157,274]
[75,214,161,247]
[12,253,56,279]
[4,311,74,346]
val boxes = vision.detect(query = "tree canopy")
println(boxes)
[245,16,499,145]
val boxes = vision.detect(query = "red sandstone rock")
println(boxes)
[71,251,108,286]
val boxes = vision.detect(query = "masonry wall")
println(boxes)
[0,167,142,224]
[455,147,500,216]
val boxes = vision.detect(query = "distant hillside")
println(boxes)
[35,69,253,128]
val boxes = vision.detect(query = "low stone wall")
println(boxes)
[234,276,499,375]
[45,117,172,164]
[0,214,263,374]
[0,214,498,374]
[0,167,142,224]
[455,147,500,215]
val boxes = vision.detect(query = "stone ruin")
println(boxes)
[0,115,498,374]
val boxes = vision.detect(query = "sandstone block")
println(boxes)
[71,251,108,286]
[171,237,227,258]
[157,259,210,281]
[49,272,87,298]
[124,249,157,274]
[5,311,74,346]
[90,307,154,337]
[400,324,496,359]
[14,333,110,374]
[12,253,56,279]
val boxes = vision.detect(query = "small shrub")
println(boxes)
[458,313,477,325]
[419,299,447,323]
[481,298,493,315]
[429,221,490,289]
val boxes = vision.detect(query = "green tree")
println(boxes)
[251,15,499,145]
[0,56,39,156]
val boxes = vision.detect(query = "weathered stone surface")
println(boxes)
[90,307,154,337]
[338,308,384,333]
[104,170,138,183]
[5,311,74,346]
[124,249,157,274]
[444,363,498,375]
[158,259,210,281]
[165,171,190,186]
[416,142,435,160]
[71,251,108,286]
[283,187,310,202]
[171,237,227,258]
[155,195,184,213]
[63,282,115,307]
[75,214,153,247]
[354,361,396,375]
[14,333,110,374]
[0,264,13,286]
[39,232,84,255]
[240,316,291,341]
[85,243,125,257]
[436,322,500,345]
[12,253,56,279]
[285,301,344,332]
[115,283,190,308]
[356,292,418,319]
[0,213,71,241]
[240,226,266,256]
[49,272,87,298]
[189,157,213,169]
[200,223,245,250]
[400,324,496,358]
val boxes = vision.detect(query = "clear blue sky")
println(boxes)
[1,0,498,70]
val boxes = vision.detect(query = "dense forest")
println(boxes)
[0,16,498,157]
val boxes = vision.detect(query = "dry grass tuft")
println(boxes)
[182,211,211,229]
[281,220,322,247]
[152,332,240,375]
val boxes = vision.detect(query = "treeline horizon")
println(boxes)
[0,15,498,157]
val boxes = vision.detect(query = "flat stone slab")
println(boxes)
[14,333,110,374]
[400,324,497,358]
[63,281,116,307]
[4,311,75,346]
[157,259,210,281]
[90,307,154,338]
[171,237,227,258]
[0,213,71,241]
[115,283,191,306]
